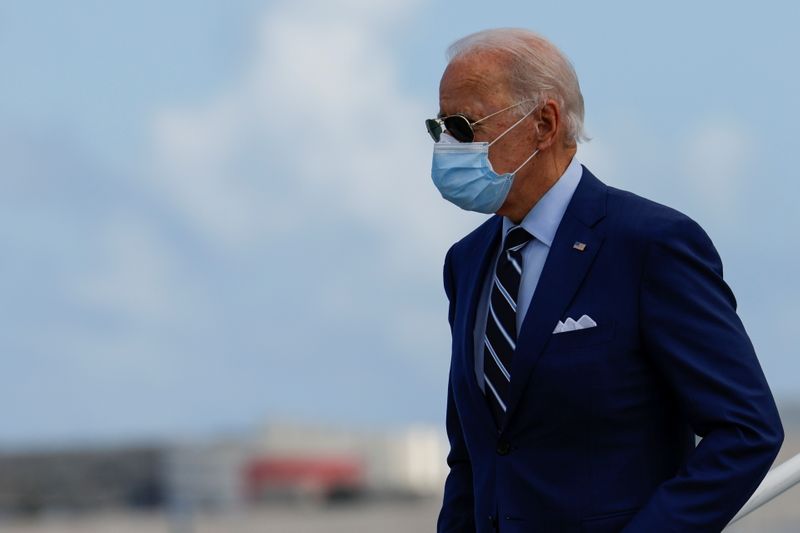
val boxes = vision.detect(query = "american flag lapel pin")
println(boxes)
[573,241,587,251]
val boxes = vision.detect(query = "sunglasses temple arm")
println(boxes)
[472,98,536,126]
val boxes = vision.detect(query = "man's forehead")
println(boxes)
[438,54,509,117]
[437,99,481,120]
[438,83,505,119]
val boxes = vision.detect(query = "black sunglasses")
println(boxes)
[425,99,535,143]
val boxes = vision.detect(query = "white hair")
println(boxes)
[447,28,589,145]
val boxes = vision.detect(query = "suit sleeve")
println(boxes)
[622,217,784,532]
[437,246,476,533]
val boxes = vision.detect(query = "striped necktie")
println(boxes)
[483,225,533,428]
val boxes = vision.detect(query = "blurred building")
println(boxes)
[0,446,163,517]
[0,421,448,518]
[163,437,256,512]
[252,422,448,499]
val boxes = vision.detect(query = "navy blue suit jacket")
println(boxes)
[437,167,784,533]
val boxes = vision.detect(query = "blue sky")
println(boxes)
[1,0,798,445]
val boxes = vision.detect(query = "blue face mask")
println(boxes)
[430,108,539,214]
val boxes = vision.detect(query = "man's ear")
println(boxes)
[534,99,560,149]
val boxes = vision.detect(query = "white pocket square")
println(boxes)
[553,314,597,334]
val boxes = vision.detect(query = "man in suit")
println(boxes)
[429,29,784,532]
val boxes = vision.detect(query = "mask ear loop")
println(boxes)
[511,148,539,175]
[487,103,541,175]
[488,104,538,147]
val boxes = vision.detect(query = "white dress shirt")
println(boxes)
[473,156,583,392]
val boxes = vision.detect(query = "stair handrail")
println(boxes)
[724,452,800,528]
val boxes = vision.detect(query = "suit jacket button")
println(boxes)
[496,439,511,455]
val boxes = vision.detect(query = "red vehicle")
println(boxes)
[244,455,365,502]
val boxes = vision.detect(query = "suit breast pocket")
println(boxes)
[544,320,615,352]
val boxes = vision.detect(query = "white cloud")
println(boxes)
[150,0,480,265]
[577,108,664,192]
[142,0,484,426]
[682,118,752,218]
[578,112,755,225]
[71,213,191,324]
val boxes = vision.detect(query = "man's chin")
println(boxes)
[494,201,521,223]
[494,201,512,218]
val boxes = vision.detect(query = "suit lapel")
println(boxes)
[460,216,503,432]
[501,167,607,431]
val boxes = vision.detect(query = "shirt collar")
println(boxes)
[502,156,583,248]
